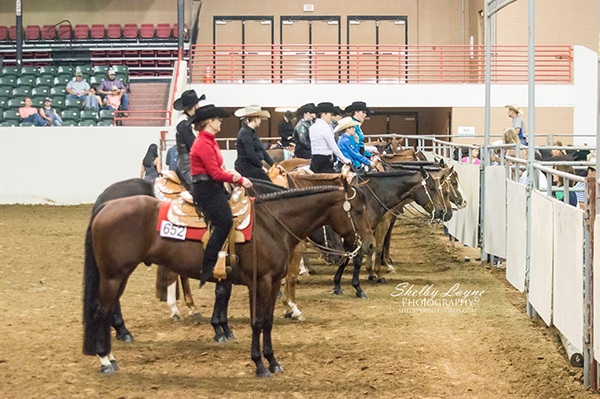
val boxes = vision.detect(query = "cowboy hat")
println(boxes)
[295,102,317,116]
[345,101,373,116]
[187,104,230,126]
[334,116,360,133]
[588,152,597,169]
[173,90,206,111]
[505,104,523,115]
[333,106,344,116]
[316,102,336,114]
[234,104,270,118]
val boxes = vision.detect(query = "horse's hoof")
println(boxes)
[293,314,306,321]
[224,331,237,341]
[214,333,228,343]
[100,364,116,374]
[284,312,293,318]
[355,291,368,299]
[333,288,344,296]
[256,368,271,378]
[188,312,202,323]
[110,360,120,371]
[116,332,134,343]
[170,313,183,322]
[376,278,387,284]
[386,265,396,273]
[367,275,377,282]
[269,363,284,374]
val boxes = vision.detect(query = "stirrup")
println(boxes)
[213,251,228,281]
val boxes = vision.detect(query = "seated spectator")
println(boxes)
[461,146,480,164]
[98,69,129,116]
[104,85,123,111]
[335,116,370,169]
[19,97,46,126]
[551,140,567,157]
[66,71,90,101]
[83,86,102,112]
[39,97,63,126]
[166,144,178,171]
[552,164,578,207]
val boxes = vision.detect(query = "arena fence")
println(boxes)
[189,44,572,84]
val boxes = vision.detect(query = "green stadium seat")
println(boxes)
[57,66,74,76]
[93,65,110,75]
[38,66,56,77]
[65,97,83,109]
[76,65,92,75]
[61,120,78,127]
[16,76,35,87]
[80,110,98,121]
[31,96,45,108]
[0,120,19,127]
[20,66,39,77]
[0,76,16,87]
[96,120,114,127]
[0,97,8,109]
[35,76,53,87]
[54,75,72,86]
[7,98,24,109]
[90,76,103,86]
[112,65,129,75]
[78,120,96,127]
[0,87,11,97]
[1,67,19,77]
[61,109,79,122]
[12,87,31,98]
[31,87,50,97]
[51,95,65,109]
[115,73,129,85]
[19,121,36,127]
[50,86,66,96]
[3,109,20,120]
[99,109,114,120]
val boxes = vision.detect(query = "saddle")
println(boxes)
[268,164,289,188]
[154,170,185,201]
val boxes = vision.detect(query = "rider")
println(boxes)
[335,117,371,170]
[309,102,351,173]
[293,103,317,160]
[234,105,274,182]
[188,104,253,287]
[345,101,374,158]
[173,89,206,191]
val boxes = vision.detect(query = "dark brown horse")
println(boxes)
[83,183,374,377]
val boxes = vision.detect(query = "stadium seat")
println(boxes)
[157,60,173,68]
[158,71,173,77]
[61,120,77,126]
[91,50,107,58]
[57,66,74,75]
[61,109,79,122]
[112,65,129,74]
[0,76,16,87]
[20,67,39,77]
[9,26,18,41]
[123,50,138,58]
[99,109,114,120]
[109,60,123,66]
[13,87,31,98]
[35,76,53,87]
[107,24,122,39]
[32,87,50,97]
[124,60,140,68]
[123,24,138,39]
[76,65,92,75]
[140,60,156,68]
[2,66,19,77]
[0,120,19,127]
[90,76,102,86]
[58,25,72,40]
[157,49,171,58]
[78,120,96,126]
[156,24,171,39]
[34,51,50,59]
[50,86,66,95]
[90,24,105,40]
[38,66,56,77]
[7,99,23,109]
[97,120,114,126]
[3,109,19,120]
[80,110,98,121]
[0,26,8,41]
[51,95,65,109]
[54,76,71,86]
[140,50,155,58]
[16,77,34,87]
[93,65,110,75]
[26,25,41,41]
[173,24,188,39]
[92,61,108,66]
[31,96,45,108]
[20,122,36,127]
[0,97,8,109]
[74,24,89,40]
[107,50,122,58]
[65,98,83,109]
[140,24,155,39]
[0,87,11,97]
[42,25,56,40]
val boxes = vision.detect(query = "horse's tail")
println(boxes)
[155,266,179,301]
[82,206,104,356]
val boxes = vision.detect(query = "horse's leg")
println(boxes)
[96,276,126,374]
[166,271,182,321]
[264,280,284,374]
[219,279,236,340]
[333,257,350,295]
[111,300,134,342]
[352,253,368,299]
[250,278,270,378]
[383,216,397,272]
[180,276,199,317]
[282,247,304,320]
[211,281,227,343]
[373,221,389,284]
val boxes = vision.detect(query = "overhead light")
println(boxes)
[275,107,299,113]
[395,20,405,25]
[215,20,226,25]
[350,20,360,25]
[328,20,338,25]
[283,20,293,25]
[261,20,271,25]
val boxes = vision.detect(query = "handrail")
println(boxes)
[168,49,182,120]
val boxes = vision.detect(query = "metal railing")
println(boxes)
[190,44,572,84]
[114,109,172,125]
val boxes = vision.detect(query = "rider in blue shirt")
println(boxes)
[345,101,373,158]
[335,117,371,168]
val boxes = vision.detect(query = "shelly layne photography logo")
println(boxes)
[391,282,485,314]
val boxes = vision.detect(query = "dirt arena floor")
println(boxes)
[0,204,595,398]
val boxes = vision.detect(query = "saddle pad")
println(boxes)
[157,200,254,241]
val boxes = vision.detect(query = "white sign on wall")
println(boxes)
[303,4,314,12]
[458,126,475,137]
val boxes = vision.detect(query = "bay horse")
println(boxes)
[83,183,374,377]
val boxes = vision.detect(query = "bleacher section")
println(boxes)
[0,23,186,80]
[0,65,131,127]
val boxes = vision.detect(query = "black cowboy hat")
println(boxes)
[186,104,230,126]
[295,102,317,117]
[316,102,336,114]
[345,101,373,116]
[173,90,206,111]
[333,106,344,116]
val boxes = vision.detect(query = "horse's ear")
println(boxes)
[342,175,350,192]
[357,179,370,187]
[420,166,428,179]
[449,165,454,173]
[413,142,418,151]
[439,158,445,168]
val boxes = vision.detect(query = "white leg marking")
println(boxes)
[167,282,182,319]
[299,258,309,276]
[290,303,305,320]
[98,355,111,366]
[108,352,116,362]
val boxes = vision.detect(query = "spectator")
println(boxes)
[519,151,548,190]
[278,111,295,147]
[98,69,129,116]
[551,140,566,157]
[104,86,123,111]
[335,117,370,170]
[574,153,595,209]
[505,104,527,145]
[140,143,161,182]
[331,106,344,143]
[83,86,102,112]
[461,147,481,164]
[19,97,46,126]
[39,97,63,126]
[66,71,90,101]
[293,103,317,159]
[552,165,577,207]
[166,145,178,171]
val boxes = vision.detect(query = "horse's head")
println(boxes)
[445,166,467,209]
[309,225,345,266]
[327,180,375,256]
[410,167,448,222]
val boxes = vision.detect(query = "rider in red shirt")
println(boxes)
[188,104,253,286]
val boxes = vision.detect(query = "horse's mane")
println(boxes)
[249,178,287,194]
[389,161,438,167]
[291,173,342,181]
[257,185,341,202]
[363,169,419,178]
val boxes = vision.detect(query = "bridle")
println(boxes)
[443,170,464,209]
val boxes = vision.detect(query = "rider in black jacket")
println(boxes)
[234,105,274,181]
[173,90,205,191]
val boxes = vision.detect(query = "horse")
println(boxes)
[82,182,375,377]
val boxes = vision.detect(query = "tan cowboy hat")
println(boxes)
[334,116,360,133]
[234,105,271,118]
[588,152,596,169]
[505,104,522,115]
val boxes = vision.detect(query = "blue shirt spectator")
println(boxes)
[335,117,371,168]
[166,145,178,171]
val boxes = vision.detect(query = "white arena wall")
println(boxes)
[0,127,164,205]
